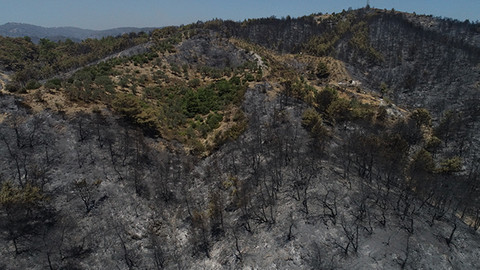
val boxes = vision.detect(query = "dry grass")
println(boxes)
[0,71,8,92]
[5,36,409,157]
[17,87,107,115]
[230,38,387,107]
[314,14,333,23]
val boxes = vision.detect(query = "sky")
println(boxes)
[0,0,478,30]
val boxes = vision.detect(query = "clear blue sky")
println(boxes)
[1,0,478,30]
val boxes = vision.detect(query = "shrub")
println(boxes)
[5,83,21,93]
[409,149,435,175]
[315,87,338,112]
[316,61,330,79]
[327,98,351,122]
[438,157,462,174]
[197,122,211,138]
[25,80,41,90]
[425,136,442,153]
[375,106,388,123]
[206,113,223,130]
[112,93,142,120]
[219,120,247,142]
[245,73,255,82]
[410,108,432,128]
[112,94,161,135]
[0,182,44,207]
[44,78,62,90]
[188,78,201,88]
[94,75,114,92]
[190,139,206,155]
[229,76,241,85]
[302,108,322,130]
[170,64,181,75]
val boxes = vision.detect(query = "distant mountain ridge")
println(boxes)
[0,22,157,42]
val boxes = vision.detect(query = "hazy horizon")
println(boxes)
[1,0,479,30]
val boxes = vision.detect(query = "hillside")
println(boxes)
[0,22,156,43]
[1,8,480,269]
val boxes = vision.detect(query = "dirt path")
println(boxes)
[42,41,154,82]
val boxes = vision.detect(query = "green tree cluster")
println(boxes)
[112,94,162,136]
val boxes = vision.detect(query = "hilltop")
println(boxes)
[0,8,479,269]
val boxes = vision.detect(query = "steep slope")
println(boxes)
[1,81,479,269]
[1,9,480,270]
[208,8,480,172]
[337,11,480,115]
[215,9,480,113]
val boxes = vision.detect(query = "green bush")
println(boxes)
[112,93,161,135]
[311,121,329,140]
[197,122,211,138]
[188,78,201,88]
[112,93,142,119]
[170,64,181,75]
[229,76,241,85]
[410,149,435,175]
[301,108,322,130]
[206,113,223,130]
[350,101,376,122]
[0,182,45,208]
[5,83,21,93]
[44,78,62,90]
[410,108,432,128]
[425,136,442,152]
[326,98,351,122]
[438,157,462,174]
[94,75,114,92]
[132,54,148,66]
[316,61,330,79]
[182,79,244,118]
[245,73,255,82]
[315,87,338,112]
[219,120,248,142]
[190,139,206,155]
[25,80,41,90]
